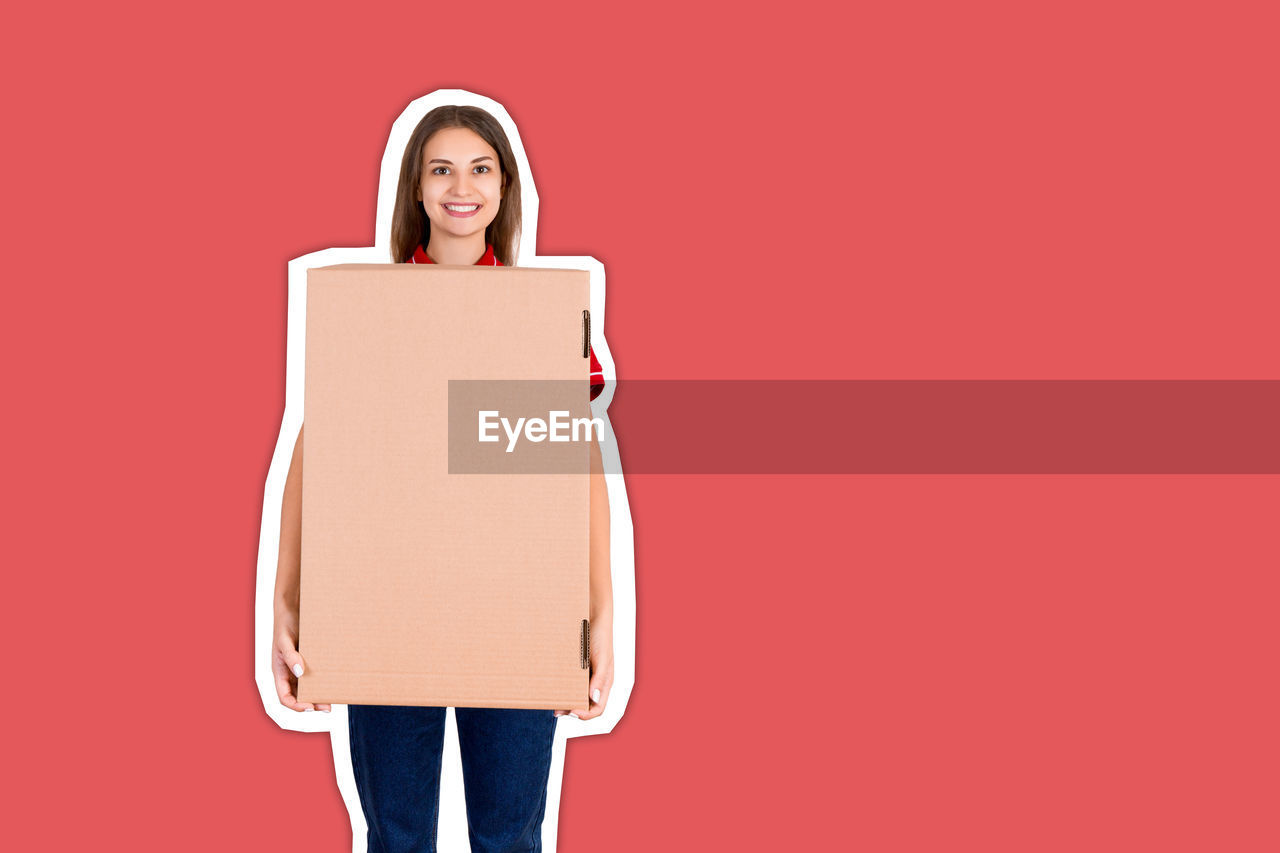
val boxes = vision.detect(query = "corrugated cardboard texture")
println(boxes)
[297,264,591,709]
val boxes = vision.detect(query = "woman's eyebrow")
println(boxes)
[426,156,495,165]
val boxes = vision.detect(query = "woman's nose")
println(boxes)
[452,172,474,196]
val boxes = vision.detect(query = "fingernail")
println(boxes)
[292,664,304,677]
[591,688,601,703]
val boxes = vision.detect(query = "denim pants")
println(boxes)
[348,704,558,853]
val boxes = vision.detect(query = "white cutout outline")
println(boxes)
[253,89,635,852]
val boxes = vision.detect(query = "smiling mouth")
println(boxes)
[443,203,481,217]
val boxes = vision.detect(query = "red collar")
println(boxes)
[410,243,501,266]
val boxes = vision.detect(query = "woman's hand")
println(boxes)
[556,613,614,720]
[272,607,330,712]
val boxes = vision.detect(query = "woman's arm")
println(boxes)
[563,433,615,719]
[589,433,613,627]
[273,424,303,622]
[270,424,329,712]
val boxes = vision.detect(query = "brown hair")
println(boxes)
[390,105,522,266]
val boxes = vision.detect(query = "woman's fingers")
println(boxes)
[574,690,604,719]
[573,649,614,720]
[565,670,613,721]
[589,679,612,717]
[272,631,324,712]
[272,650,314,711]
[277,634,307,681]
[576,689,606,720]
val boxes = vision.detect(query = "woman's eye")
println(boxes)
[474,165,490,174]
[432,167,449,175]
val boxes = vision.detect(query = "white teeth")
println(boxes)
[444,204,479,212]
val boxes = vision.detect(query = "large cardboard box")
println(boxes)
[297,264,593,709]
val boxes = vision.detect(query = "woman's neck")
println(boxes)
[425,232,488,265]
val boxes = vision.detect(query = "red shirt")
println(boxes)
[412,244,605,401]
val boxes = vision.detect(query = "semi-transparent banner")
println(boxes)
[448,380,1280,474]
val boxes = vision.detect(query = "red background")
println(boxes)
[5,1,1278,850]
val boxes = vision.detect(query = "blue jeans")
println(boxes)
[348,704,558,853]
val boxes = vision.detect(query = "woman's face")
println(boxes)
[417,126,504,241]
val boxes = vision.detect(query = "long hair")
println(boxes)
[390,105,522,266]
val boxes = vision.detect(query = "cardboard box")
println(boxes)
[297,264,593,709]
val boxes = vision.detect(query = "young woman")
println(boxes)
[271,104,614,852]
